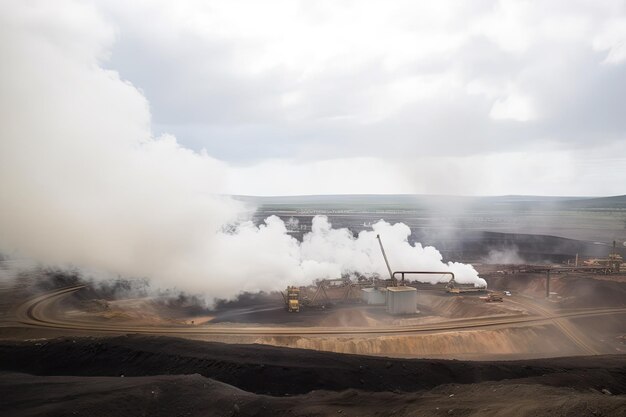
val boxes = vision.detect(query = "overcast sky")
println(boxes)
[9,1,626,195]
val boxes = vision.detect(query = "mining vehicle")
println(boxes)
[484,292,504,302]
[284,286,300,312]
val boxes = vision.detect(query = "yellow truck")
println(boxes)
[484,292,504,302]
[284,286,300,312]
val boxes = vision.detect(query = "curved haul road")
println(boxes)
[13,286,626,354]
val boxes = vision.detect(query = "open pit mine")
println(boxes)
[1,221,625,416]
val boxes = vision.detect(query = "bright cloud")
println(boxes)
[2,0,626,198]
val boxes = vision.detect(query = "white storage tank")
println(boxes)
[386,286,417,315]
[361,287,386,305]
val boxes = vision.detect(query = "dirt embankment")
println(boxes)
[416,292,519,318]
[0,336,624,417]
[485,273,626,308]
[260,325,580,358]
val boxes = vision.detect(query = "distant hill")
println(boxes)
[233,194,626,210]
[558,195,626,209]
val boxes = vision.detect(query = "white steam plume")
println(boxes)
[0,1,485,301]
[300,216,485,287]
[205,215,486,298]
[482,247,525,265]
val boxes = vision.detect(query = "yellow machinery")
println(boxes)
[484,292,503,302]
[582,241,623,273]
[284,286,300,312]
[446,276,486,294]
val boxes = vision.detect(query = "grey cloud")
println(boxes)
[99,1,626,165]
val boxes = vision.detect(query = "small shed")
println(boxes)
[386,286,417,315]
[361,287,386,305]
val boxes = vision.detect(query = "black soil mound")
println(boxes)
[0,335,624,396]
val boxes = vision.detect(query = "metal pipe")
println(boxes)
[391,271,455,284]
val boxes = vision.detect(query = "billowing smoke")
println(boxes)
[0,1,484,302]
[300,216,484,287]
[482,247,525,265]
[205,215,486,299]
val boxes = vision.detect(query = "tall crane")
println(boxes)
[376,234,394,282]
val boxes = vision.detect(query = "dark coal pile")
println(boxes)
[0,336,625,417]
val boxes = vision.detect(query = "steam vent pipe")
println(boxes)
[392,271,455,284]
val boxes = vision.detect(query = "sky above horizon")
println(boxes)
[5,0,626,196]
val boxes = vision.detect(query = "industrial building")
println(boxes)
[386,286,417,314]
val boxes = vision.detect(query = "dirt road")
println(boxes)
[12,286,626,341]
